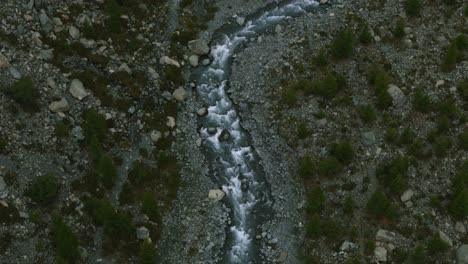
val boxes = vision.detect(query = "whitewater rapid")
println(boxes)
[195,0,319,262]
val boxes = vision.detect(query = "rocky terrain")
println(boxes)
[0,0,467,263]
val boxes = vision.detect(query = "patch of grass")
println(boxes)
[25,174,60,206]
[51,213,79,263]
[405,0,422,16]
[358,104,377,124]
[398,127,415,146]
[314,49,329,67]
[5,77,39,112]
[331,29,354,59]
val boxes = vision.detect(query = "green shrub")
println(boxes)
[0,204,19,224]
[314,49,328,67]
[465,5,468,16]
[317,157,342,177]
[359,24,373,45]
[98,155,117,189]
[343,196,355,215]
[376,156,410,194]
[82,109,107,144]
[459,80,468,101]
[406,245,427,264]
[5,77,39,112]
[299,156,315,179]
[141,192,160,223]
[398,127,415,146]
[358,105,377,124]
[427,234,449,255]
[394,18,406,39]
[321,219,344,241]
[297,122,311,139]
[412,88,431,113]
[306,214,321,238]
[51,213,79,262]
[366,190,398,219]
[368,66,392,109]
[432,135,452,157]
[385,127,399,144]
[448,162,468,219]
[55,121,70,138]
[442,42,460,72]
[459,128,468,150]
[405,0,422,16]
[306,186,325,214]
[128,161,156,187]
[106,0,123,34]
[435,98,460,120]
[26,174,59,205]
[329,141,354,164]
[283,86,297,106]
[140,241,158,264]
[331,29,354,59]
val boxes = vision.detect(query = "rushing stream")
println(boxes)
[194,0,319,262]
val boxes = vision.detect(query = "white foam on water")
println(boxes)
[195,0,319,262]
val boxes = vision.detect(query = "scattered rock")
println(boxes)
[150,131,162,143]
[208,189,225,202]
[275,24,282,34]
[172,87,188,102]
[8,67,22,79]
[435,80,445,88]
[0,53,10,69]
[197,107,207,116]
[376,229,396,242]
[40,49,54,61]
[136,227,150,240]
[374,247,387,262]
[166,116,176,129]
[47,77,57,89]
[236,16,245,26]
[188,55,199,67]
[387,84,406,107]
[400,189,414,203]
[69,25,80,39]
[159,56,180,67]
[339,241,355,252]
[49,98,70,112]
[438,230,453,247]
[361,131,376,146]
[457,245,468,264]
[277,251,288,262]
[69,79,89,100]
[455,222,466,234]
[188,39,210,55]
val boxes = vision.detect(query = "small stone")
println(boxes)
[69,25,80,40]
[69,79,89,100]
[166,116,176,129]
[236,16,245,26]
[172,87,188,102]
[340,241,355,252]
[455,222,466,234]
[118,63,132,74]
[49,98,70,112]
[387,84,406,107]
[317,118,327,128]
[150,131,162,143]
[40,49,54,61]
[8,67,22,79]
[197,107,207,116]
[400,189,414,203]
[188,55,199,67]
[47,77,57,89]
[159,56,180,67]
[374,36,381,42]
[136,227,150,240]
[208,189,225,202]
[0,53,10,69]
[277,251,287,262]
[19,212,29,219]
[374,247,387,262]
[376,229,395,242]
[438,230,453,247]
[275,24,282,34]
[362,131,376,146]
[435,80,445,88]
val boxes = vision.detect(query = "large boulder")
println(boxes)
[69,79,89,100]
[400,189,414,203]
[188,39,210,55]
[136,227,150,240]
[49,98,70,112]
[376,229,396,243]
[69,25,80,40]
[374,247,387,262]
[438,230,453,247]
[457,245,468,264]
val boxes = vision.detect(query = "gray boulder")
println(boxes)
[457,245,468,264]
[69,26,80,40]
[0,53,9,69]
[136,227,150,240]
[69,79,88,100]
[387,84,406,107]
[188,39,210,55]
[0,177,7,198]
[172,87,188,102]
[49,98,70,112]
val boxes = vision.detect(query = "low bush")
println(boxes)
[449,162,468,219]
[367,190,398,220]
[442,35,467,72]
[405,0,422,16]
[317,157,342,177]
[82,109,108,144]
[359,24,372,45]
[368,66,392,109]
[329,141,354,165]
[140,241,158,264]
[331,29,354,59]
[314,49,328,67]
[51,213,79,263]
[299,156,315,179]
[98,155,117,189]
[406,245,427,264]
[141,192,160,223]
[358,104,377,124]
[343,196,355,215]
[5,77,39,112]
[398,127,415,146]
[282,85,297,106]
[459,80,468,101]
[306,186,325,214]
[394,18,406,39]
[376,156,410,194]
[55,121,70,138]
[128,161,156,187]
[297,122,311,139]
[412,88,431,113]
[459,128,468,150]
[26,174,59,206]
[427,234,449,255]
[306,213,321,238]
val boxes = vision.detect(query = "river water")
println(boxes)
[194,0,319,262]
